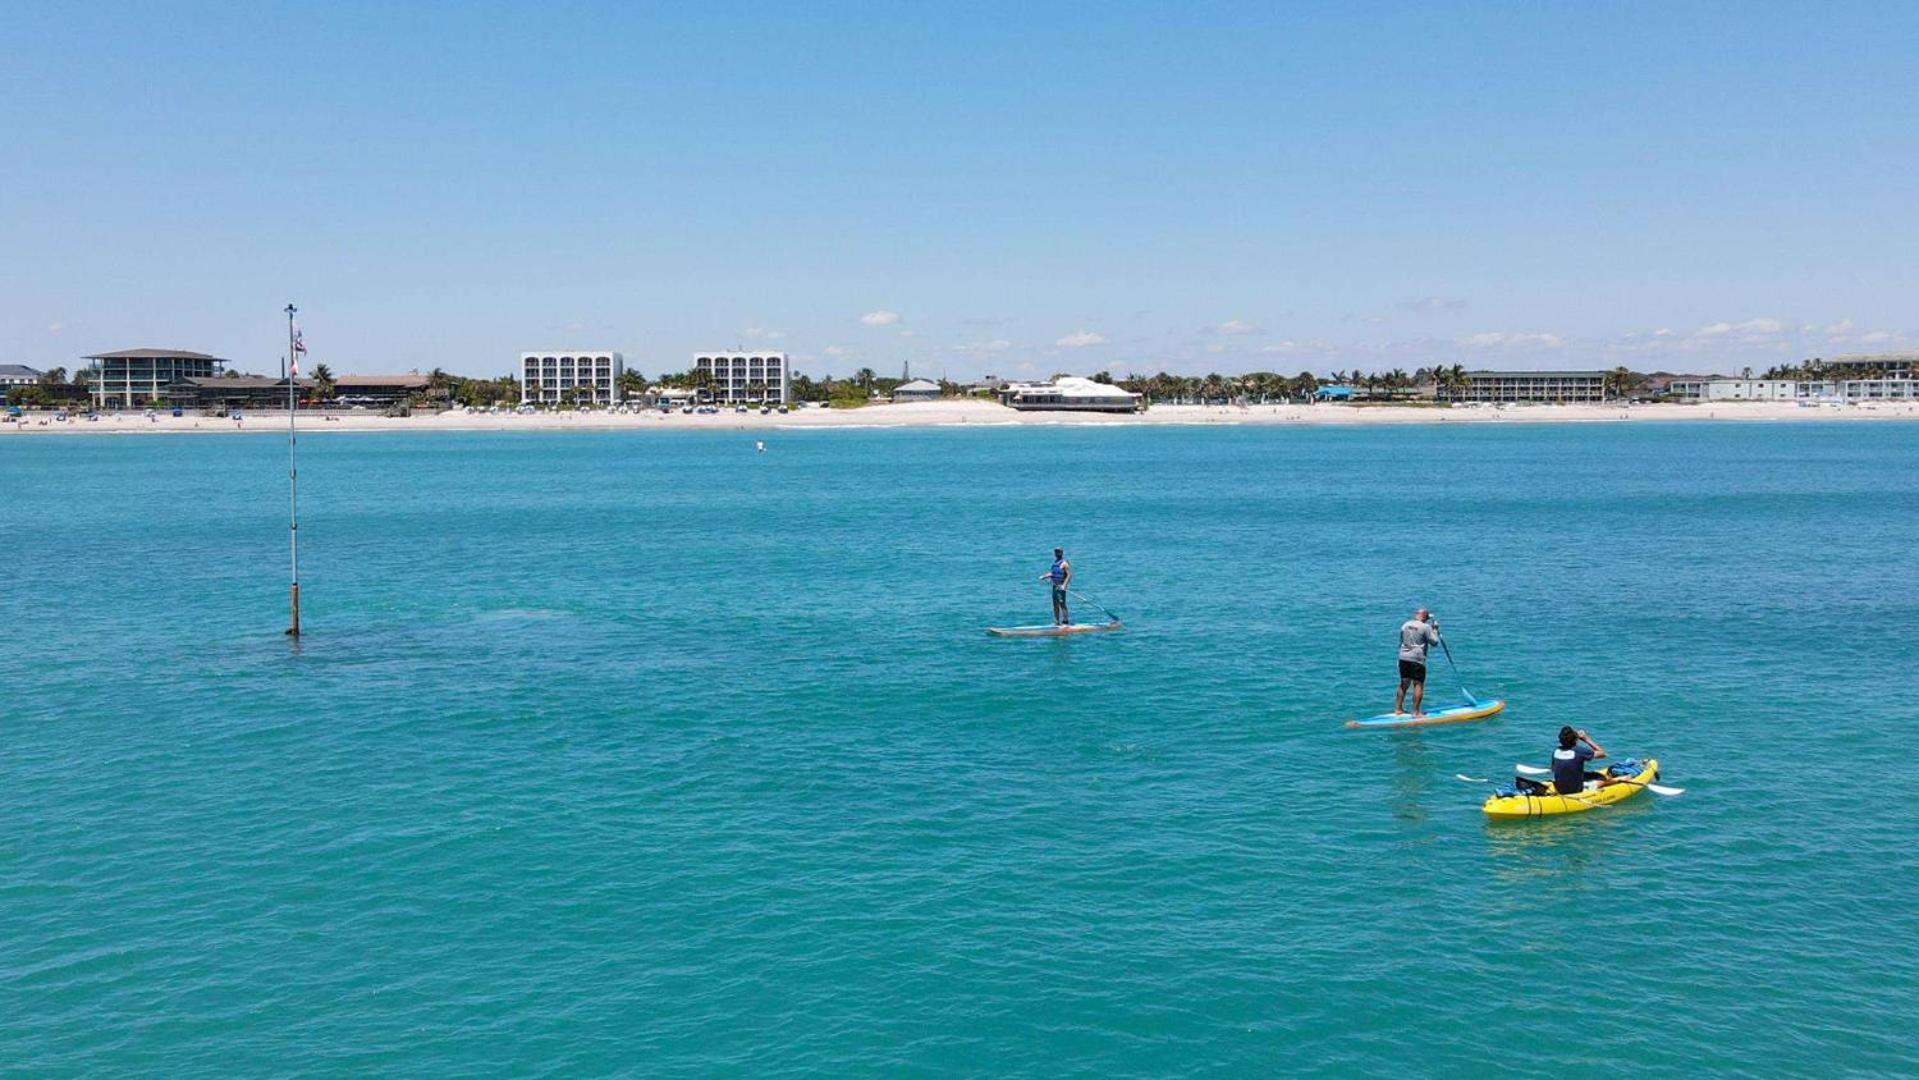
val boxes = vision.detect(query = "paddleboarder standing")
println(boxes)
[1041,548,1072,625]
[1394,607,1440,716]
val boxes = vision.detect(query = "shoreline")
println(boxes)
[5,398,1918,437]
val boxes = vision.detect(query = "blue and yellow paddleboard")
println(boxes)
[985,621,1122,638]
[1345,699,1505,730]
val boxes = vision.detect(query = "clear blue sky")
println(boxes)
[3,1,1914,380]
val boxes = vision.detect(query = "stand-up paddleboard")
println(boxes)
[1345,698,1505,730]
[986,621,1123,638]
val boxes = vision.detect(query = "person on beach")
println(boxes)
[1393,607,1440,716]
[1041,548,1072,625]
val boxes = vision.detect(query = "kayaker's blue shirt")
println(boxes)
[1552,744,1594,794]
[1049,559,1069,585]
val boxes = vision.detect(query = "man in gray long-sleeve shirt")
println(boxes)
[1394,608,1440,716]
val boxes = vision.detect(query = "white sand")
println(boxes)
[6,398,1916,436]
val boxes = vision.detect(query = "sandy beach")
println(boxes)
[6,397,1918,436]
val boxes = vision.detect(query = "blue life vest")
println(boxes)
[1049,559,1068,584]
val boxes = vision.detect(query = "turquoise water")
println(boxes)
[3,423,1916,1075]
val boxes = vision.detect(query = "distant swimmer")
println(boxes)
[755,440,765,452]
[1041,547,1072,625]
[1393,607,1440,716]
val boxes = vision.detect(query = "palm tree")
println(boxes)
[855,367,877,396]
[311,362,336,403]
[1603,366,1641,400]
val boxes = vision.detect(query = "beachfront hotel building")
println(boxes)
[520,351,622,406]
[1667,376,1917,404]
[694,352,790,405]
[333,374,432,406]
[0,364,43,390]
[1442,370,1606,404]
[1824,353,1914,380]
[1701,379,1798,402]
[85,348,227,409]
[999,377,1143,412]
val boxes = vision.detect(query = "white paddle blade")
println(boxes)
[1455,774,1489,783]
[1514,764,1549,776]
[1646,783,1686,796]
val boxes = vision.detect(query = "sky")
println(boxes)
[3,1,1916,381]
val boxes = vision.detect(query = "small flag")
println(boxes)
[290,329,305,376]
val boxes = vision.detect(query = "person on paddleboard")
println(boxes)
[1041,548,1072,625]
[1393,608,1440,716]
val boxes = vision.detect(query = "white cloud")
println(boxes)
[1824,319,1855,338]
[823,345,848,357]
[1055,330,1106,348]
[951,339,1013,356]
[1398,297,1469,313]
[860,310,901,327]
[1259,339,1333,356]
[1217,319,1263,336]
[743,326,786,341]
[47,321,65,333]
[1459,331,1565,349]
[1861,330,1894,344]
[1692,317,1784,340]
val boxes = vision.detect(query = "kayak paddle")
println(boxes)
[1513,763,1685,797]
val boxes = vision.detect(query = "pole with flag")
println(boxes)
[285,303,303,638]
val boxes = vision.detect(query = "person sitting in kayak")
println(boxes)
[1040,548,1071,625]
[1531,726,1613,795]
[1393,608,1439,716]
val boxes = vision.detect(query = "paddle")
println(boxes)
[1435,633,1477,707]
[1070,589,1121,625]
[1514,763,1685,797]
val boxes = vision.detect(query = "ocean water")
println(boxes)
[2,422,1915,1076]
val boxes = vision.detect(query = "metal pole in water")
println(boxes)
[285,302,301,638]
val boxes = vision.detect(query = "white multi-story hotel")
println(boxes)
[521,351,622,406]
[695,352,790,405]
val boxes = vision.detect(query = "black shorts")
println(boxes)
[1398,659,1426,682]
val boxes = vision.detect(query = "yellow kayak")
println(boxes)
[1482,758,1660,818]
